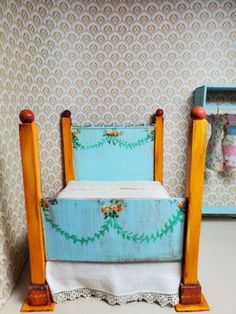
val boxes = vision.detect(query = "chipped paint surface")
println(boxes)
[72,126,154,181]
[42,198,185,262]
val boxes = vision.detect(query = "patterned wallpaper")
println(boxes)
[0,0,236,309]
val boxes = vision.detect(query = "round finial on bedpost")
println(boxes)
[61,110,71,118]
[191,106,206,120]
[19,109,35,123]
[156,109,164,117]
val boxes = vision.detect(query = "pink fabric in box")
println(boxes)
[223,117,236,168]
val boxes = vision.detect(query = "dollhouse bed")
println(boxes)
[19,107,209,312]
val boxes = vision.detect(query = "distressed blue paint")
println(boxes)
[42,198,185,262]
[203,206,236,215]
[72,126,154,181]
[206,85,236,90]
[194,85,236,111]
[227,125,236,135]
[200,104,236,112]
[194,86,207,107]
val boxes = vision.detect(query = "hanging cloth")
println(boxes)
[223,115,236,168]
[206,114,227,172]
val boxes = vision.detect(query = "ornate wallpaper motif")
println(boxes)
[0,0,236,308]
[0,124,28,308]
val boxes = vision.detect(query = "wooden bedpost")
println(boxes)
[154,109,164,183]
[19,109,55,311]
[176,106,209,312]
[61,110,75,186]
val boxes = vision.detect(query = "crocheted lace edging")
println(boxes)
[52,288,179,307]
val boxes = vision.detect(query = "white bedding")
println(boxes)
[47,180,180,307]
[46,261,181,307]
[57,180,170,199]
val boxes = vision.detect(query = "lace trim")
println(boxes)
[52,288,179,307]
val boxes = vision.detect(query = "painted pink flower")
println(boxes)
[101,206,110,214]
[115,204,123,212]
[178,200,186,209]
[101,202,124,217]
[106,130,122,136]
[41,199,49,208]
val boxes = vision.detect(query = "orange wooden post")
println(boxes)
[176,106,209,312]
[61,110,75,186]
[154,109,164,183]
[19,109,55,311]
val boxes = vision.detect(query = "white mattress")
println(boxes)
[57,180,170,199]
[46,261,181,307]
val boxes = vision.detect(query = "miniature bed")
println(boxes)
[19,107,209,312]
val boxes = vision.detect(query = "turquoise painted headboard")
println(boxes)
[71,126,155,181]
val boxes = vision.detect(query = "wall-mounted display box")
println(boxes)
[194,85,236,216]
[194,85,236,113]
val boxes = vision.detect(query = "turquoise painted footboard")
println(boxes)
[41,198,186,262]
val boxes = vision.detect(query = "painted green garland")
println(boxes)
[43,206,113,245]
[71,128,155,150]
[42,206,184,245]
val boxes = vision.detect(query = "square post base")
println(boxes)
[21,284,56,312]
[175,282,210,312]
[175,293,210,312]
[180,282,202,304]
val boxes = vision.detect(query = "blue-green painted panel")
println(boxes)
[204,104,236,112]
[71,126,154,181]
[194,85,236,108]
[203,206,236,215]
[227,125,236,135]
[206,85,236,91]
[42,198,186,262]
[194,86,207,107]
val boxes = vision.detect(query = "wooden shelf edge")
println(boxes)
[175,293,210,312]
